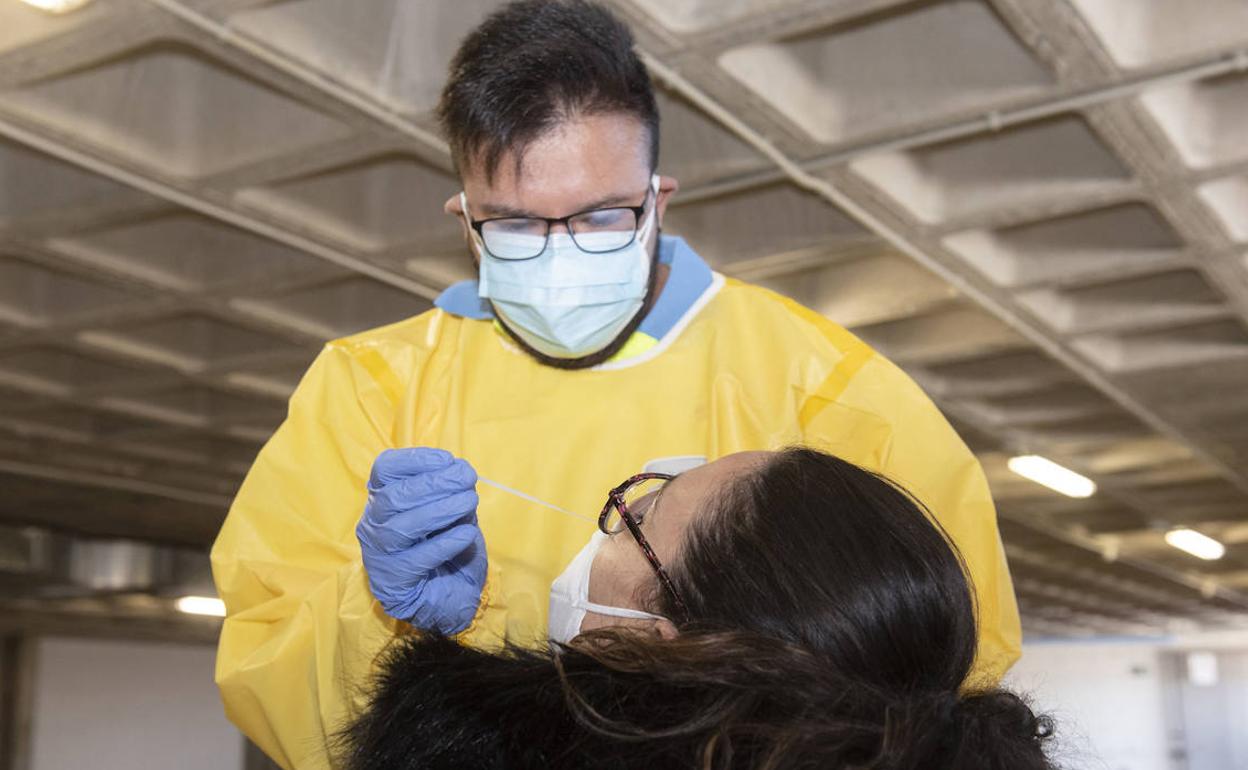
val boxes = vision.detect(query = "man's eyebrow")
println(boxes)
[475,191,641,219]
[475,202,538,218]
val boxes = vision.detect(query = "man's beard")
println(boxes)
[491,239,662,371]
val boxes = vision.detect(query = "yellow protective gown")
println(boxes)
[213,264,1021,769]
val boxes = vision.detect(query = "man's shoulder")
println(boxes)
[329,306,459,354]
[712,276,834,328]
[706,276,873,360]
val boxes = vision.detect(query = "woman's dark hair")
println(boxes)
[659,448,978,694]
[338,449,1054,769]
[437,0,661,182]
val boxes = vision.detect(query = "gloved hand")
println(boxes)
[356,447,486,634]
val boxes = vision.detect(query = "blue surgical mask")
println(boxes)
[469,175,660,358]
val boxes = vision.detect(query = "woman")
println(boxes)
[339,448,1054,769]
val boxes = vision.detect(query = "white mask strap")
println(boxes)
[460,191,488,254]
[578,600,665,622]
[637,173,660,242]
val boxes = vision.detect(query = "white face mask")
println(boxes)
[548,530,666,644]
[472,175,660,359]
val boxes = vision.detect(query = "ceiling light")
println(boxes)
[176,596,226,617]
[1007,455,1097,498]
[19,0,94,13]
[1164,528,1226,561]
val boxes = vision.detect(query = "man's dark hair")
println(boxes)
[437,0,661,182]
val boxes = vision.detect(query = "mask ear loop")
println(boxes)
[576,599,666,622]
[638,174,661,243]
[460,191,489,256]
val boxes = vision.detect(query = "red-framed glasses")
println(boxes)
[598,472,690,621]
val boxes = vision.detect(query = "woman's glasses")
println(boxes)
[598,472,690,621]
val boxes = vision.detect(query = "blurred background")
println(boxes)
[0,0,1246,768]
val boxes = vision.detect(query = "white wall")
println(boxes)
[28,636,243,770]
[1008,641,1177,770]
[1175,649,1248,770]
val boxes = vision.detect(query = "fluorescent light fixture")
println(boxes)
[1007,455,1097,498]
[1164,528,1226,561]
[176,596,226,617]
[19,0,94,13]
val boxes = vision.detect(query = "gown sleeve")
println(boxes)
[211,341,399,768]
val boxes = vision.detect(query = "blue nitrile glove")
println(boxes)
[356,448,486,634]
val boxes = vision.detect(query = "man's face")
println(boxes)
[445,112,677,260]
[443,112,680,368]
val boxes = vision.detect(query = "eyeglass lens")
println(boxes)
[603,476,666,533]
[481,206,641,260]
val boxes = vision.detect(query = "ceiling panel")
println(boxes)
[49,212,328,292]
[852,116,1131,225]
[236,153,462,251]
[3,43,351,178]
[718,0,1054,144]
[1067,0,1248,69]
[1140,72,1248,170]
[226,0,504,115]
[943,203,1185,289]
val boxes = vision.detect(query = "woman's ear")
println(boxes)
[653,617,679,640]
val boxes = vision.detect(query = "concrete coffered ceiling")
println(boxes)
[2,0,1248,640]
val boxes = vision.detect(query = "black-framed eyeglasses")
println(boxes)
[598,472,690,621]
[465,182,654,261]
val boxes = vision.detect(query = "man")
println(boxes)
[213,2,1021,768]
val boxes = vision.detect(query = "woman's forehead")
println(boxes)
[685,451,771,487]
[653,451,771,522]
